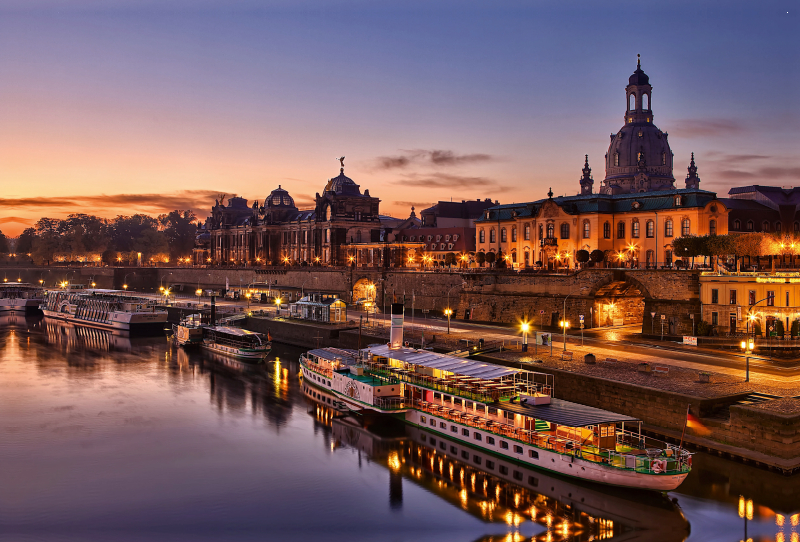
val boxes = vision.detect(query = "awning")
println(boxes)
[366,344,518,380]
[502,397,639,427]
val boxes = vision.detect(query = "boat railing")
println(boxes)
[413,399,691,476]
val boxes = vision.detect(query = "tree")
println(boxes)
[132,228,169,262]
[590,249,605,266]
[475,252,486,266]
[705,234,732,270]
[0,230,8,254]
[484,252,496,267]
[495,251,506,269]
[111,215,160,253]
[159,210,198,260]
[576,249,590,266]
[16,228,36,254]
[444,252,457,267]
[673,235,702,268]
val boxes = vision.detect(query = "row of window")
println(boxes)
[479,218,710,244]
[732,219,799,233]
[710,289,782,307]
[419,415,539,460]
[401,234,460,242]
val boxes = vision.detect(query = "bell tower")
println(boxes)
[579,155,593,195]
[685,152,700,189]
[625,54,653,125]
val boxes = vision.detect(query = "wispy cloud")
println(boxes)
[375,149,495,170]
[394,173,496,189]
[701,152,800,183]
[670,119,744,138]
[0,216,33,226]
[393,200,433,209]
[0,190,224,215]
[718,167,800,180]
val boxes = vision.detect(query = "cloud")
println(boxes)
[0,216,32,226]
[717,167,800,180]
[393,200,433,209]
[374,149,495,170]
[669,119,744,138]
[395,173,497,189]
[0,190,224,215]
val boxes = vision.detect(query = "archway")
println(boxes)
[592,281,645,327]
[352,277,378,308]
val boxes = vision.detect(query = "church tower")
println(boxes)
[579,155,593,195]
[600,56,675,195]
[685,152,700,189]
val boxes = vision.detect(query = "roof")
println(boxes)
[421,200,496,220]
[366,344,519,379]
[308,348,358,364]
[475,188,720,223]
[502,397,639,427]
[207,326,263,337]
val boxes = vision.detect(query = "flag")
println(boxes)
[687,412,711,436]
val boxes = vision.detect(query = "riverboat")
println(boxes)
[0,283,44,313]
[41,289,167,332]
[173,316,204,347]
[201,325,271,361]
[299,303,692,492]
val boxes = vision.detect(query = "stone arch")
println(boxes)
[352,277,377,307]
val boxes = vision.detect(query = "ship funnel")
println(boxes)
[390,303,404,348]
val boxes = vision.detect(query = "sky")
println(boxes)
[0,0,797,236]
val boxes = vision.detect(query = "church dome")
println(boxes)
[265,185,296,208]
[628,67,649,86]
[324,171,362,196]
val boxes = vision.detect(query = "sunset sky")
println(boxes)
[0,0,796,236]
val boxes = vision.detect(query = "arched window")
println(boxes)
[560,223,570,239]
[614,152,620,167]
[664,219,674,237]
[546,223,555,239]
[746,220,754,231]
[583,220,590,239]
[629,94,635,111]
[617,221,625,239]
[646,250,654,267]
[479,230,485,243]
[524,224,531,240]
[631,220,640,238]
[356,230,362,243]
[646,220,654,238]
[603,221,611,239]
[511,250,517,263]
[709,219,717,235]
[681,219,690,236]
[500,228,507,242]
[511,227,517,242]
[489,229,496,243]
[734,219,741,230]
[762,221,770,232]
[643,93,649,110]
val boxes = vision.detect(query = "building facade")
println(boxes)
[722,186,800,234]
[475,60,729,269]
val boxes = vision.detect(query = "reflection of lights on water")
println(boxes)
[495,484,500,502]
[792,513,800,527]
[778,514,785,527]
[504,511,521,526]
[470,473,476,491]
[459,489,467,508]
[449,464,453,479]
[387,452,400,472]
[791,533,799,542]
[513,492,520,508]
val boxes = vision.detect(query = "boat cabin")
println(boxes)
[290,293,347,323]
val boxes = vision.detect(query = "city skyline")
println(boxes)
[1,0,797,235]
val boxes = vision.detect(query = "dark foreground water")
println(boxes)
[0,316,796,542]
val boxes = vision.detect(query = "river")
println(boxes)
[0,315,795,541]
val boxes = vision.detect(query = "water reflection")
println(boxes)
[0,319,796,542]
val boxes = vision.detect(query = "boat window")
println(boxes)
[528,476,538,486]
[430,438,436,446]
[513,471,523,481]
[451,426,458,433]
[473,432,482,441]
[476,404,486,413]
[473,455,481,465]
[450,446,457,454]
[439,442,446,450]
[514,445,523,454]
[430,419,436,427]
[500,441,509,450]
[443,396,451,403]
[486,461,495,470]
[440,422,446,429]
[462,428,469,436]
[486,436,496,445]
[466,401,474,409]
[528,450,539,460]
[420,416,426,423]
[461,451,469,459]
[499,465,509,475]
[453,398,462,406]
[488,407,497,415]
[433,393,441,400]
[420,434,426,442]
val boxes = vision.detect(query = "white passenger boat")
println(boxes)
[41,289,167,332]
[201,325,271,361]
[299,303,692,492]
[173,315,205,347]
[0,283,44,313]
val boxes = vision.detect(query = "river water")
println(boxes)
[0,316,795,542]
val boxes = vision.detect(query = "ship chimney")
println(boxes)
[390,302,404,348]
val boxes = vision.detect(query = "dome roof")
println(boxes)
[265,185,296,208]
[324,171,362,196]
[606,124,672,179]
[628,67,649,86]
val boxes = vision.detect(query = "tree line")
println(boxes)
[1,211,198,265]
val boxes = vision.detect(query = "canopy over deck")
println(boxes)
[503,398,639,428]
[308,348,358,365]
[366,344,519,380]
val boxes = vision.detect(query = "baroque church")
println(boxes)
[476,57,727,269]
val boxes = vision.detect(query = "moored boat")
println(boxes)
[0,283,44,314]
[41,289,167,332]
[299,303,692,492]
[201,325,271,361]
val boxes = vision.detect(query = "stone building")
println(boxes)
[722,186,800,234]
[209,162,384,266]
[476,60,729,269]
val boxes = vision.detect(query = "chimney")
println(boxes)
[390,302,404,348]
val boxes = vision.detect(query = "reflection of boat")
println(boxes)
[42,289,167,332]
[202,326,271,361]
[302,385,690,541]
[42,319,133,352]
[0,284,44,313]
[300,303,691,492]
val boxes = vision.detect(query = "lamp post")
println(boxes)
[275,296,282,316]
[561,287,588,351]
[521,322,529,353]
[740,338,754,382]
[560,319,570,351]
[444,308,453,334]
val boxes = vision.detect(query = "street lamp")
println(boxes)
[275,296,282,314]
[521,322,530,353]
[560,319,570,351]
[444,308,453,334]
[245,292,251,309]
[740,338,754,382]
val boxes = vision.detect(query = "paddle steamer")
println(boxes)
[299,303,691,491]
[0,283,44,313]
[41,288,167,332]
